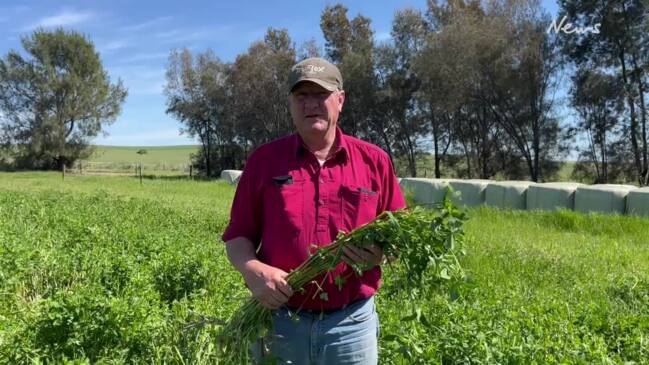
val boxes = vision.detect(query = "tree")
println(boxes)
[320,4,353,64]
[559,0,648,184]
[415,0,566,181]
[226,28,296,149]
[415,3,476,178]
[420,0,511,179]
[375,8,429,177]
[320,5,378,139]
[0,28,127,169]
[570,70,626,183]
[165,48,232,177]
[482,0,566,181]
[297,39,322,60]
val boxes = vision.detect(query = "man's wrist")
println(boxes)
[241,259,267,278]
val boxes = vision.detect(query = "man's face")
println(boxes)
[288,82,345,136]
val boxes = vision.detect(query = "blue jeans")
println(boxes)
[252,296,379,364]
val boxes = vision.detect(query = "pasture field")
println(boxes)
[90,146,198,166]
[0,172,648,364]
[77,146,199,175]
[82,146,580,183]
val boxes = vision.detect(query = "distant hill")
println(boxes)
[89,145,199,166]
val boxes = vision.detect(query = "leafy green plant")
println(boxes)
[216,197,467,363]
[154,250,209,304]
[1,173,649,364]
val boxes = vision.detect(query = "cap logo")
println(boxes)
[300,64,325,74]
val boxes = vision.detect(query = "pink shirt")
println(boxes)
[222,127,406,311]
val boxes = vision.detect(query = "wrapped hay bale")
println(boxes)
[220,170,242,184]
[446,179,490,207]
[574,184,635,214]
[527,182,582,211]
[485,181,531,210]
[399,178,449,207]
[627,187,649,216]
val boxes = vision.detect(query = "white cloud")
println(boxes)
[120,16,173,32]
[98,40,128,52]
[117,52,170,64]
[155,29,182,39]
[23,10,95,30]
[154,25,235,44]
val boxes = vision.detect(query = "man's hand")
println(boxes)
[342,243,384,269]
[242,261,294,310]
[225,237,294,310]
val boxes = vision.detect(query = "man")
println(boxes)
[222,57,405,364]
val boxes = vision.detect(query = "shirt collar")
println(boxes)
[292,127,348,163]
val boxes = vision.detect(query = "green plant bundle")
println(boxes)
[217,197,467,363]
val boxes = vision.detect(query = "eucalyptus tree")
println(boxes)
[0,28,127,169]
[320,4,378,140]
[558,0,648,184]
[226,28,296,149]
[374,8,430,177]
[570,69,627,182]
[165,48,230,176]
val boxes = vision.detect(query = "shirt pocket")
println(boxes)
[340,185,380,230]
[263,180,304,235]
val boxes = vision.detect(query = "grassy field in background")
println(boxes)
[87,146,582,182]
[79,145,199,175]
[1,172,647,363]
[90,145,198,165]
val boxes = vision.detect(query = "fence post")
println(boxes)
[62,164,65,180]
[139,163,143,185]
[189,165,193,180]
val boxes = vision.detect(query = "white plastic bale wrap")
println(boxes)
[220,170,242,184]
[526,182,583,211]
[446,179,490,207]
[485,181,532,209]
[574,184,635,214]
[399,178,449,207]
[626,187,649,216]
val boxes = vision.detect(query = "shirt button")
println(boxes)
[319,178,325,184]
[318,199,324,205]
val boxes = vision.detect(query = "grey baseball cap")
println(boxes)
[289,57,343,93]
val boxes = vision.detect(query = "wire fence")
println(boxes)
[70,161,193,176]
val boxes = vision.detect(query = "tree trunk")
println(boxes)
[619,49,642,184]
[65,119,75,138]
[601,132,608,183]
[460,139,472,179]
[203,123,212,178]
[625,3,648,185]
[430,107,442,178]
[630,53,648,184]
[378,127,393,161]
[433,135,441,178]
[587,125,601,182]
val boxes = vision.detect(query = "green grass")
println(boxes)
[90,145,198,165]
[1,172,647,364]
[75,145,199,175]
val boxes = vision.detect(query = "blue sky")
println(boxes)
[0,0,559,146]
